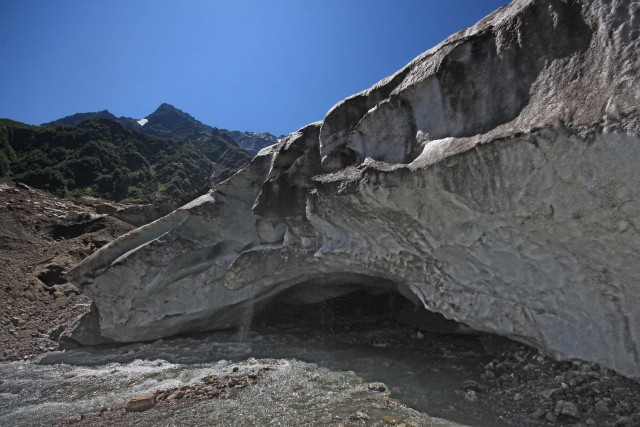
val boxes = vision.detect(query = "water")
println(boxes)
[237,283,257,342]
[0,322,512,427]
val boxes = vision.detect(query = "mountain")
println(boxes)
[134,103,252,182]
[218,129,279,154]
[42,103,278,154]
[0,118,213,202]
[42,110,141,129]
[138,103,211,141]
[35,103,257,194]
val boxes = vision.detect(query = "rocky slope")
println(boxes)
[0,179,133,360]
[69,0,640,380]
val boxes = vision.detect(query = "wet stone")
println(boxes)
[464,390,478,402]
[368,382,386,392]
[168,391,184,400]
[383,415,400,425]
[125,394,156,412]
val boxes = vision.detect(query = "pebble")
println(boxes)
[368,383,387,392]
[464,390,478,402]
[554,400,580,419]
[350,411,369,420]
[383,415,400,425]
[125,394,156,413]
[541,388,559,399]
[529,408,545,419]
[168,391,184,400]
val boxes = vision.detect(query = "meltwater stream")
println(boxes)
[0,320,515,427]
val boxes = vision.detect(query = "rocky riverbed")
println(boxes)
[2,310,640,426]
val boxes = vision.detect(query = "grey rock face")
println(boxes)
[69,0,640,377]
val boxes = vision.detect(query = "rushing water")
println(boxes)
[0,318,515,427]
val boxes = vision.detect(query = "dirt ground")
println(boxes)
[0,179,133,361]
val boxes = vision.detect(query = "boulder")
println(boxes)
[69,0,640,378]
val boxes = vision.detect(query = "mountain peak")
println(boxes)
[146,103,198,122]
[141,103,210,140]
[155,102,179,112]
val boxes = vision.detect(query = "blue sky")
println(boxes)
[0,0,508,136]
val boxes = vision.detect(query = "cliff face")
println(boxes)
[69,0,640,377]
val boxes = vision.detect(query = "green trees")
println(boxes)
[0,119,218,202]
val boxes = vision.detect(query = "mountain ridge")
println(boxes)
[43,103,278,154]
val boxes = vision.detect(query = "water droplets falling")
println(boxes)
[237,283,256,343]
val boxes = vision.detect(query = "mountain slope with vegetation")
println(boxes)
[41,110,141,129]
[0,118,214,202]
[137,103,253,181]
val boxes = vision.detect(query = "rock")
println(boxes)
[10,317,25,327]
[368,383,387,392]
[351,411,369,420]
[125,394,156,412]
[595,399,609,415]
[555,400,581,419]
[545,412,558,423]
[383,415,400,425]
[513,392,523,401]
[94,204,117,215]
[167,391,184,400]
[15,182,33,191]
[541,388,560,399]
[68,0,640,379]
[464,390,478,402]
[52,283,79,299]
[529,408,546,420]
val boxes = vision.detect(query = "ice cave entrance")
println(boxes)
[250,277,468,336]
